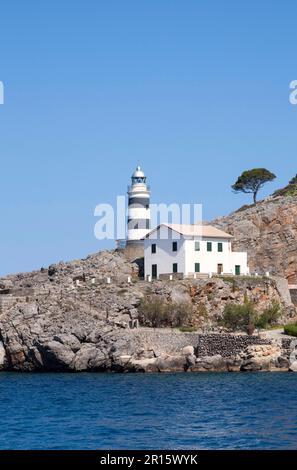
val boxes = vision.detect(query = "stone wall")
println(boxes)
[128,329,201,356]
[115,330,291,373]
[195,334,271,358]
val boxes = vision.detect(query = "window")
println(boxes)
[172,263,178,273]
[195,241,200,251]
[207,242,212,252]
[235,265,241,275]
[151,244,156,254]
[218,242,223,252]
[172,241,177,252]
[152,264,157,278]
[195,263,200,273]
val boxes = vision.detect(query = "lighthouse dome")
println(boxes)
[132,165,145,178]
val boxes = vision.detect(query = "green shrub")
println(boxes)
[256,301,282,329]
[138,296,193,328]
[170,302,193,327]
[138,296,166,328]
[220,299,257,333]
[284,323,297,337]
[273,174,297,197]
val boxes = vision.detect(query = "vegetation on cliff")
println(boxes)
[220,299,282,333]
[212,195,297,284]
[273,174,297,198]
[138,296,193,328]
[231,168,276,203]
[284,323,297,337]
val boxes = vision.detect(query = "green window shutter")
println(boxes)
[218,242,223,252]
[152,264,157,278]
[195,241,200,251]
[173,263,178,273]
[207,242,212,252]
[235,265,241,275]
[195,263,200,273]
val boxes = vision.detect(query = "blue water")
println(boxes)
[0,372,296,449]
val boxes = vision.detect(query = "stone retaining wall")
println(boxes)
[195,334,271,358]
[129,330,273,359]
[129,329,200,356]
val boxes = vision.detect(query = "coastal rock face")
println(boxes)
[212,196,297,283]
[187,276,295,326]
[0,249,295,372]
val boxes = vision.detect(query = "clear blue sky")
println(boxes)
[0,1,297,275]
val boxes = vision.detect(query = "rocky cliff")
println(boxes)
[0,249,295,372]
[1,194,297,372]
[212,195,297,284]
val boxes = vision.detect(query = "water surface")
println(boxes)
[0,372,296,449]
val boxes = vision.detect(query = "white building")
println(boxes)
[144,223,248,279]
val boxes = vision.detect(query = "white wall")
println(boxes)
[144,226,186,278]
[230,251,249,275]
[144,227,249,278]
[184,238,234,275]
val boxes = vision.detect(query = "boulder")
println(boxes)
[289,361,297,372]
[192,354,227,372]
[155,355,187,372]
[36,341,75,370]
[0,341,6,367]
[70,344,100,371]
[53,334,81,352]
[182,345,195,356]
[186,354,196,367]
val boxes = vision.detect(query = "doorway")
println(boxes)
[152,264,157,279]
[217,264,223,275]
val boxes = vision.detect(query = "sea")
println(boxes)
[0,372,296,449]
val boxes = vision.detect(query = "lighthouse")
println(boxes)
[127,166,151,246]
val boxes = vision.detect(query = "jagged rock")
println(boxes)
[239,344,283,371]
[70,344,98,371]
[240,358,264,371]
[53,334,81,352]
[0,248,295,372]
[289,361,297,372]
[155,355,187,372]
[192,355,227,372]
[70,344,110,371]
[212,195,297,284]
[0,341,7,368]
[276,356,290,369]
[36,341,75,370]
[186,354,196,367]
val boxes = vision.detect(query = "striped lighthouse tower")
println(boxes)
[127,166,151,245]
